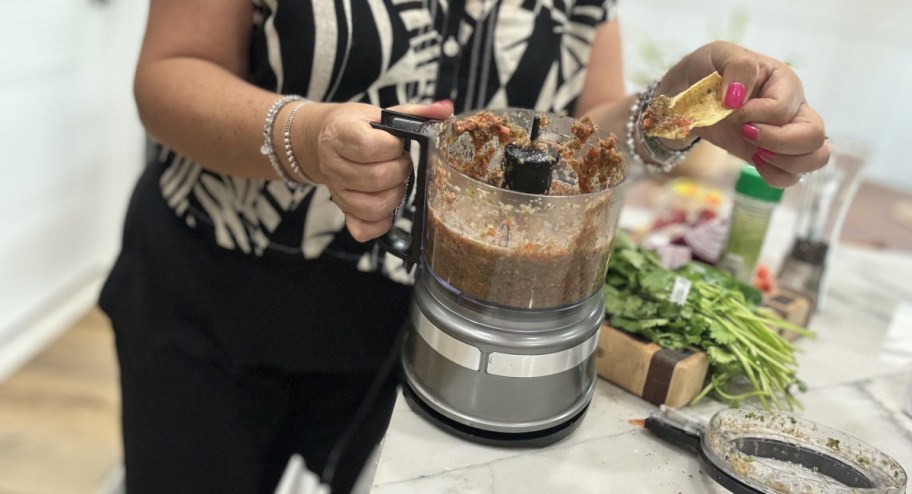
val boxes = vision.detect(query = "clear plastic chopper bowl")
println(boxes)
[422,109,626,310]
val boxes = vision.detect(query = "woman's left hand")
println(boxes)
[661,41,830,187]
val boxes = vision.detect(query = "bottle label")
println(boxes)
[721,198,775,283]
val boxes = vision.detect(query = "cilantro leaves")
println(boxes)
[604,233,814,410]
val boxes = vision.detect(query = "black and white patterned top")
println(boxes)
[156,0,617,284]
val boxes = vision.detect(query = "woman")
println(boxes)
[100,1,829,493]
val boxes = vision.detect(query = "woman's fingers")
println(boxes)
[753,160,802,188]
[334,116,406,164]
[329,151,412,192]
[327,154,411,241]
[334,177,409,242]
[741,103,827,156]
[345,214,395,243]
[737,82,802,127]
[332,182,408,222]
[388,99,454,121]
[737,101,829,180]
[751,140,830,189]
[315,100,454,242]
[747,108,831,186]
[707,43,760,109]
[666,41,831,190]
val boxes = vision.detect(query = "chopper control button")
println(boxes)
[443,36,460,58]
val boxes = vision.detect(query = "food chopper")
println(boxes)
[372,108,626,447]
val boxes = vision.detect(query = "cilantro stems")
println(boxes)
[604,233,813,411]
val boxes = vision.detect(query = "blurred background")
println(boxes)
[0,1,146,381]
[0,1,910,493]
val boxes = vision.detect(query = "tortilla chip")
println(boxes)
[643,72,734,140]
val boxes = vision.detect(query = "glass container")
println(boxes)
[778,138,868,311]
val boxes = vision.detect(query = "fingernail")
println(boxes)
[724,82,746,109]
[751,153,766,169]
[432,99,452,106]
[755,148,776,161]
[741,123,759,142]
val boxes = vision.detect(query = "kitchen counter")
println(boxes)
[370,243,912,493]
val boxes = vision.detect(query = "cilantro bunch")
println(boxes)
[603,233,814,410]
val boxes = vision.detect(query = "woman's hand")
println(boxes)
[299,100,454,242]
[661,41,829,187]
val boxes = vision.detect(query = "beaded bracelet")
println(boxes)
[625,79,701,174]
[283,101,315,185]
[260,94,306,188]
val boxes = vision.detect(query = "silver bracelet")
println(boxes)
[283,101,315,185]
[625,79,700,174]
[260,94,306,188]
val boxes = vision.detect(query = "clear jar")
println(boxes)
[423,109,625,309]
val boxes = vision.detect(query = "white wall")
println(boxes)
[0,0,147,379]
[617,0,912,191]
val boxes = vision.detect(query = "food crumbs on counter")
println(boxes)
[827,437,841,450]
[629,418,646,427]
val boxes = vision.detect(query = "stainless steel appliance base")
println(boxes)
[402,381,590,448]
[399,266,603,446]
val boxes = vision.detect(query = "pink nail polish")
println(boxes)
[724,82,746,109]
[741,123,759,142]
[751,153,766,169]
[755,148,776,161]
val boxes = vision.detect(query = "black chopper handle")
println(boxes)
[645,413,702,452]
[369,109,434,270]
[646,411,767,494]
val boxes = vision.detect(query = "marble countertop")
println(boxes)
[370,244,912,493]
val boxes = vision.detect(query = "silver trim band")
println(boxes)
[415,311,482,371]
[486,333,599,378]
[415,311,599,377]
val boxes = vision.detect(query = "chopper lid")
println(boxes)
[735,164,784,202]
[647,406,908,494]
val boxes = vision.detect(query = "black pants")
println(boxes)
[115,333,400,494]
[102,164,412,493]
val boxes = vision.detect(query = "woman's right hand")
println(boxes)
[659,41,828,187]
[298,100,454,242]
